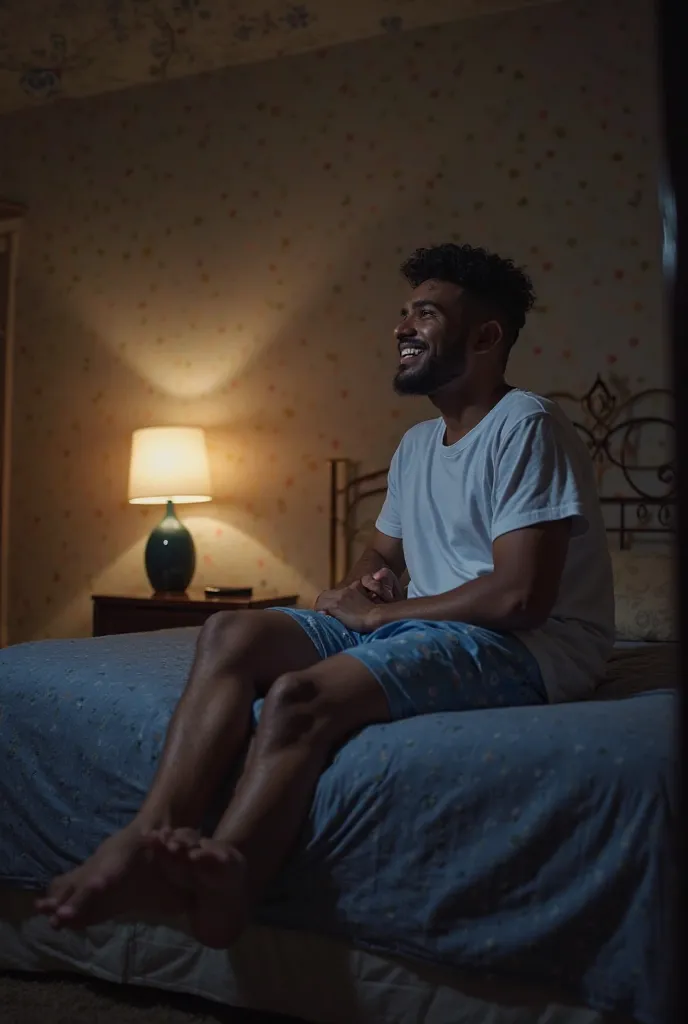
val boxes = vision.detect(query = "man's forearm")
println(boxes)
[368,572,546,632]
[339,547,390,587]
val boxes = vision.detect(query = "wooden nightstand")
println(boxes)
[92,593,299,637]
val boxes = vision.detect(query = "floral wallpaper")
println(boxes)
[0,0,559,114]
[0,0,663,643]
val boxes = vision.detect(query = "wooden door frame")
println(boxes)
[0,200,25,647]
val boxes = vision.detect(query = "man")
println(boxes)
[37,243,614,948]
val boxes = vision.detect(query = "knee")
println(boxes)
[199,609,245,646]
[261,671,328,749]
[196,610,263,665]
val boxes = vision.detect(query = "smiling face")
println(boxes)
[393,279,477,396]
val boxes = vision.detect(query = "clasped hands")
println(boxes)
[314,568,405,633]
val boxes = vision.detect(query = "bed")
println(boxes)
[0,377,677,1024]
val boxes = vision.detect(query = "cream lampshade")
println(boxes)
[128,426,211,504]
[128,427,212,594]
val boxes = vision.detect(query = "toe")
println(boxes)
[36,874,76,914]
[165,828,201,854]
[143,827,172,849]
[55,903,78,921]
[53,877,106,924]
[35,895,60,913]
[188,841,230,865]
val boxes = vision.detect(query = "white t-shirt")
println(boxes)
[375,389,615,702]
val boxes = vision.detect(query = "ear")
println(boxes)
[474,319,504,354]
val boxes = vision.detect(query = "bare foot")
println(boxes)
[35,822,183,929]
[146,830,248,948]
[142,827,203,891]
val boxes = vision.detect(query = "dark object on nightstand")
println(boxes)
[92,592,299,636]
[204,585,253,598]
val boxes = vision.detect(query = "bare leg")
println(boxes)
[35,610,322,929]
[160,653,390,948]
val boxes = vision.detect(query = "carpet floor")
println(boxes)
[0,972,309,1024]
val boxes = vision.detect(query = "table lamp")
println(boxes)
[128,426,212,594]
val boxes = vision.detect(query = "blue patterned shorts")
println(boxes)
[273,609,547,720]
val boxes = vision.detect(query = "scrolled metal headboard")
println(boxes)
[328,374,675,586]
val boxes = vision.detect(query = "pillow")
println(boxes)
[610,550,675,642]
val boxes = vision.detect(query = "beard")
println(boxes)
[393,346,467,396]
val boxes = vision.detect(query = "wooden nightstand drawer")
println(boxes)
[92,593,299,637]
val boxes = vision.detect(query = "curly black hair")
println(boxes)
[400,243,536,344]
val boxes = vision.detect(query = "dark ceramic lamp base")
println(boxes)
[145,499,196,594]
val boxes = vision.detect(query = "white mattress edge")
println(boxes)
[0,888,632,1024]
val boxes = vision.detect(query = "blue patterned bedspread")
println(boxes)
[0,628,675,1024]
